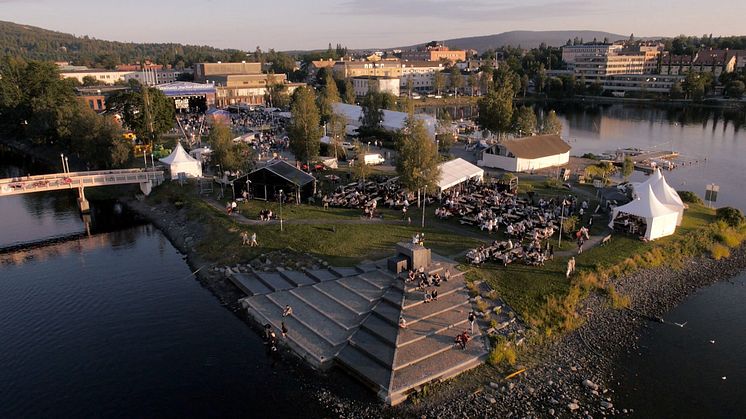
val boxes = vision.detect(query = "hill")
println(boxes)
[395,30,630,52]
[0,20,245,68]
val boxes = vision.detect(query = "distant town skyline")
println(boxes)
[3,0,745,51]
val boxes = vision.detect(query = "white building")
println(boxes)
[561,44,623,69]
[60,69,139,85]
[478,135,571,172]
[400,61,445,93]
[331,102,436,137]
[352,76,400,97]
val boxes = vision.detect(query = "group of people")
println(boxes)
[467,239,554,267]
[240,231,259,247]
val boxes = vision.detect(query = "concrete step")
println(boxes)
[403,283,468,311]
[348,327,396,368]
[315,281,375,315]
[329,266,360,277]
[360,313,399,346]
[266,292,349,347]
[371,299,402,325]
[280,270,319,287]
[394,323,484,371]
[230,272,272,296]
[336,345,391,392]
[255,271,297,292]
[390,335,487,393]
[243,295,337,367]
[398,307,471,347]
[289,286,361,330]
[381,285,404,307]
[338,276,386,301]
[306,268,339,282]
[403,276,466,305]
[402,290,471,325]
[358,270,396,289]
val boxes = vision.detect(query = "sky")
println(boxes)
[3,0,745,51]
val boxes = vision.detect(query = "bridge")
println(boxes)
[0,168,164,212]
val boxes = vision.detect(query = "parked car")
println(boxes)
[341,141,356,150]
[362,153,385,165]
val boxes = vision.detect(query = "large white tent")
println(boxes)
[632,169,685,225]
[437,158,484,192]
[332,102,436,136]
[159,142,203,179]
[609,184,679,241]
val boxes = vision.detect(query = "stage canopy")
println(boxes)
[609,184,679,241]
[437,158,484,192]
[155,82,216,97]
[159,142,202,179]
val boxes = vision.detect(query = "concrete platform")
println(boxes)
[239,248,488,406]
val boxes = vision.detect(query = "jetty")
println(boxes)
[235,243,489,405]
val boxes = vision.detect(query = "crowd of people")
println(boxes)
[319,177,425,219]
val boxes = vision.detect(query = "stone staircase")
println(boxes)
[237,248,489,405]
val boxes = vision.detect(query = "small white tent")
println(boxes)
[609,184,679,241]
[159,142,203,179]
[437,158,484,192]
[632,169,685,225]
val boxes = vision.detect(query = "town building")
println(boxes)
[192,62,303,107]
[59,69,140,85]
[155,82,217,111]
[477,135,571,172]
[352,76,400,97]
[193,62,262,82]
[332,60,402,79]
[400,61,446,92]
[401,43,466,63]
[75,85,130,111]
[561,44,623,69]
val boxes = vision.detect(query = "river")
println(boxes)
[0,153,368,418]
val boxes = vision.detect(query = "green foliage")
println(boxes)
[396,115,441,195]
[351,143,371,181]
[622,156,634,179]
[69,104,131,169]
[710,243,730,260]
[326,111,347,159]
[716,207,745,227]
[477,84,513,137]
[449,66,463,95]
[317,72,340,123]
[725,80,745,99]
[106,86,175,142]
[359,91,397,129]
[488,337,517,367]
[512,106,537,136]
[540,110,563,136]
[433,71,445,95]
[562,215,579,236]
[207,121,251,173]
[606,285,631,309]
[678,190,702,204]
[288,87,322,164]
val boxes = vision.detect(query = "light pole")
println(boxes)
[279,188,284,232]
[65,157,70,174]
[216,164,224,198]
[558,199,566,247]
[60,153,66,173]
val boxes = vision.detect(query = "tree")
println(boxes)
[327,111,347,159]
[207,121,250,173]
[433,70,445,95]
[513,106,537,136]
[725,80,745,98]
[106,86,175,144]
[541,110,563,136]
[622,156,634,179]
[81,75,106,87]
[406,78,414,98]
[342,78,356,104]
[69,104,131,169]
[352,143,371,181]
[288,87,322,166]
[436,111,456,152]
[520,74,529,97]
[396,115,441,227]
[359,91,395,129]
[318,72,340,122]
[477,85,513,138]
[449,66,463,96]
[467,73,477,96]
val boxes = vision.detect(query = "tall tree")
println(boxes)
[207,121,250,173]
[433,71,445,95]
[352,143,371,181]
[327,111,347,160]
[106,86,175,144]
[69,104,131,169]
[541,110,563,136]
[513,106,537,136]
[396,115,441,227]
[467,73,477,96]
[317,72,340,122]
[449,66,463,96]
[477,85,514,138]
[359,91,395,129]
[288,86,322,166]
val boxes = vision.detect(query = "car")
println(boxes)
[301,162,327,172]
[341,141,356,150]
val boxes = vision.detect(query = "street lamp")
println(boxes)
[558,199,566,247]
[65,157,69,174]
[60,153,66,173]
[279,188,284,232]
[216,164,224,198]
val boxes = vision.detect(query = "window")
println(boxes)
[88,100,94,109]
[96,99,103,109]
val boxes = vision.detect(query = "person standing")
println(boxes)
[468,310,476,333]
[281,321,288,338]
[282,305,293,317]
[241,231,249,246]
[566,257,576,278]
[250,232,258,247]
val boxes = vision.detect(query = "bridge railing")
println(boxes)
[0,169,164,195]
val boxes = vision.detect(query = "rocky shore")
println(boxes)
[124,195,746,418]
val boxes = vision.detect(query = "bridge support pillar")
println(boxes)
[139,181,153,196]
[77,187,90,213]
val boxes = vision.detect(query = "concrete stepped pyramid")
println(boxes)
[237,242,488,405]
[336,243,489,405]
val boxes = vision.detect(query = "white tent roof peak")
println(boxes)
[159,142,199,165]
[437,158,484,191]
[650,173,685,209]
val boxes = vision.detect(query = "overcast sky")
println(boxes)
[3,0,744,51]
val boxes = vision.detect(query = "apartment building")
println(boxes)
[400,61,446,92]
[561,44,623,69]
[352,76,400,97]
[400,44,466,63]
[332,60,402,79]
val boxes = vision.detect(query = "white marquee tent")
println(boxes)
[609,184,680,241]
[632,169,685,225]
[332,102,436,136]
[437,158,484,192]
[159,142,203,179]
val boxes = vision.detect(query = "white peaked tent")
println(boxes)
[437,158,484,192]
[159,142,203,179]
[632,169,685,225]
[609,184,679,241]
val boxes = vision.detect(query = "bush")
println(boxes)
[606,285,631,309]
[677,190,702,204]
[544,178,563,189]
[488,337,517,367]
[710,243,730,260]
[716,207,745,227]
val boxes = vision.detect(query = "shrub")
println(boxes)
[677,190,702,204]
[710,243,731,260]
[475,298,489,314]
[606,285,631,309]
[716,207,745,227]
[544,177,563,189]
[488,337,517,367]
